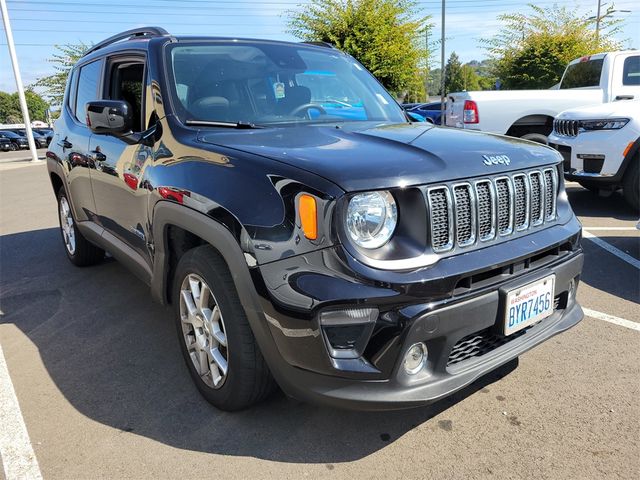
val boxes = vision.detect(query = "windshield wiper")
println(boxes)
[185,120,264,129]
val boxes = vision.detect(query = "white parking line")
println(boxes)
[0,344,43,480]
[583,227,638,231]
[583,308,640,332]
[582,230,640,270]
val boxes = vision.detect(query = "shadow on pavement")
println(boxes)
[580,235,640,305]
[0,227,520,463]
[565,184,637,221]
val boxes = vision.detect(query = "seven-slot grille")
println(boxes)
[426,168,558,253]
[553,119,579,137]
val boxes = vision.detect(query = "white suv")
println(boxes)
[549,100,640,210]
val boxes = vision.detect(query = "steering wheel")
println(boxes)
[290,103,327,118]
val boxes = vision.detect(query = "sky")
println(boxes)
[1,0,639,94]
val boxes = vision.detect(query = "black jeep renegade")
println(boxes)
[47,27,584,411]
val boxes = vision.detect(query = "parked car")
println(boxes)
[48,27,584,411]
[0,130,29,150]
[403,102,444,125]
[0,136,12,151]
[33,128,54,145]
[447,51,640,144]
[6,128,49,148]
[549,100,640,210]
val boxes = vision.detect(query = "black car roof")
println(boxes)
[79,26,339,65]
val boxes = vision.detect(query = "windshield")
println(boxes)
[0,131,21,138]
[166,42,406,126]
[560,58,604,89]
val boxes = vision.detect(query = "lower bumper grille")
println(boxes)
[447,294,564,367]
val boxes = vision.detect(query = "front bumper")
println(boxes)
[256,217,584,410]
[275,290,582,411]
[549,129,635,185]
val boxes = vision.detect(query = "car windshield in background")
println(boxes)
[560,58,604,89]
[0,130,23,138]
[167,42,406,126]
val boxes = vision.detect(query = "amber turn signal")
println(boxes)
[299,194,318,240]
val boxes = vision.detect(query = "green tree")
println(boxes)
[460,64,481,91]
[467,59,497,90]
[288,0,430,98]
[483,4,624,89]
[444,52,465,93]
[0,90,50,123]
[33,42,90,107]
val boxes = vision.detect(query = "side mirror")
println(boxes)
[86,100,133,135]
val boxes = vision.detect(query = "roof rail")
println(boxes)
[301,41,336,49]
[84,27,170,56]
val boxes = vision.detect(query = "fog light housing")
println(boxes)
[404,342,428,375]
[319,308,378,359]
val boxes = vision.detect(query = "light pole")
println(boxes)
[589,0,631,45]
[0,0,40,162]
[424,26,429,103]
[440,0,445,126]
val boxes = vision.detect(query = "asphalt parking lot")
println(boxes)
[1,160,638,479]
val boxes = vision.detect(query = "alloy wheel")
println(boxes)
[179,273,229,388]
[58,196,76,255]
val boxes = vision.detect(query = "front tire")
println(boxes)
[57,188,104,266]
[172,245,275,411]
[622,159,639,211]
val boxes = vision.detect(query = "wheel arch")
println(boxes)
[50,171,64,195]
[150,201,256,309]
[619,136,640,179]
[506,114,555,137]
[150,201,288,385]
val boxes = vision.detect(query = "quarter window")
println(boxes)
[66,69,78,113]
[75,60,103,124]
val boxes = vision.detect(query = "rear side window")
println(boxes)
[75,60,103,124]
[622,56,640,86]
[560,59,604,89]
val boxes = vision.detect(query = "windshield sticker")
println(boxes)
[274,82,285,99]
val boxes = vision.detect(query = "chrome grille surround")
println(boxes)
[512,173,530,231]
[474,180,496,242]
[553,119,579,137]
[426,186,454,252]
[543,168,557,220]
[528,170,545,227]
[452,183,477,247]
[424,167,559,252]
[494,176,514,236]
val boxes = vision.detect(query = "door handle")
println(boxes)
[58,138,72,150]
[91,150,107,162]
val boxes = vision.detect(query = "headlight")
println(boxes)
[579,118,629,131]
[346,191,397,249]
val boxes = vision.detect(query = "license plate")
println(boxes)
[504,275,555,336]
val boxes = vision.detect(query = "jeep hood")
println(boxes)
[198,123,560,191]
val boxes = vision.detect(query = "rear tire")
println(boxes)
[622,159,639,211]
[172,245,275,411]
[520,133,549,145]
[57,188,104,266]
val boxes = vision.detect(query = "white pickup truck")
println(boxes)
[446,51,640,144]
